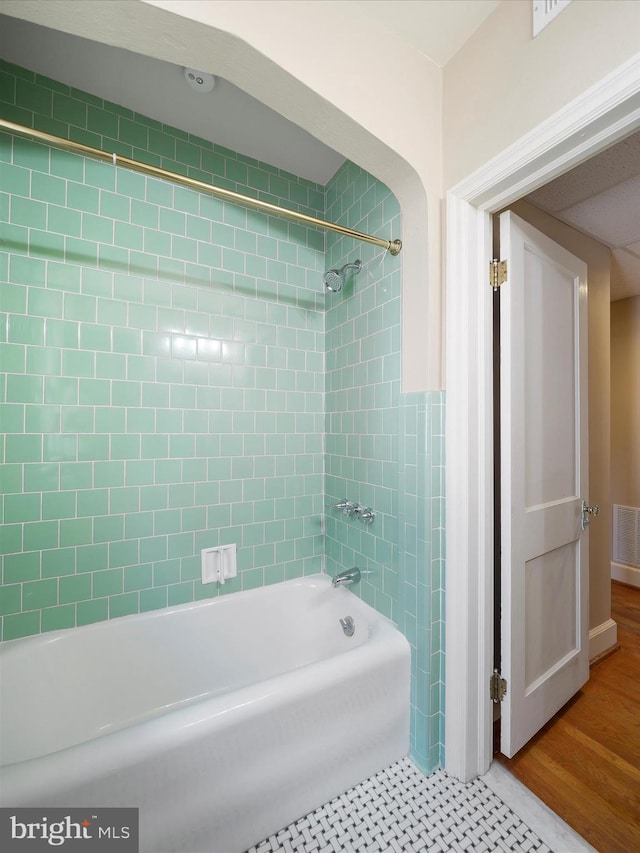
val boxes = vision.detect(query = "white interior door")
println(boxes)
[499,211,590,758]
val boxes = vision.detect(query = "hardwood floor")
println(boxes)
[498,582,640,853]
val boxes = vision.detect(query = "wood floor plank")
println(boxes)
[588,662,640,701]
[516,717,640,818]
[498,582,640,853]
[568,703,640,766]
[507,748,640,853]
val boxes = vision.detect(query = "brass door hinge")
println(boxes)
[490,669,507,703]
[490,259,507,290]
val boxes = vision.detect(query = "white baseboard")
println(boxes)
[589,618,617,662]
[611,561,640,589]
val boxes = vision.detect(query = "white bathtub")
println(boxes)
[0,573,410,853]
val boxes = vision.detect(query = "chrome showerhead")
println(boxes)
[323,269,344,292]
[323,259,362,293]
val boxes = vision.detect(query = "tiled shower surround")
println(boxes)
[0,60,444,770]
[324,166,445,770]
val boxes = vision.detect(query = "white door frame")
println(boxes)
[444,53,640,782]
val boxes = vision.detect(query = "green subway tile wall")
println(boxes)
[324,160,402,618]
[324,160,445,771]
[0,59,326,640]
[398,394,446,772]
[0,59,445,769]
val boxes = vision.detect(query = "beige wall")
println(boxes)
[444,0,640,189]
[509,201,612,632]
[611,297,640,509]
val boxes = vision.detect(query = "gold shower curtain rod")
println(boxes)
[0,119,402,256]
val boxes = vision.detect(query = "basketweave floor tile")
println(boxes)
[246,758,555,853]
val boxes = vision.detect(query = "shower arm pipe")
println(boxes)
[0,119,402,256]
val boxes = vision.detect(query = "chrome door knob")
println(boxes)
[581,500,600,531]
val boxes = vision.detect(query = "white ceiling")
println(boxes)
[1,3,638,300]
[525,130,640,301]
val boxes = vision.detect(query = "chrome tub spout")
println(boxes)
[332,567,361,588]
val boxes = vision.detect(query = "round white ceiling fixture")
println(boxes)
[183,68,216,94]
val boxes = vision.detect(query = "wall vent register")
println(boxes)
[532,0,573,37]
[613,505,640,569]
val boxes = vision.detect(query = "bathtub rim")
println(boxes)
[0,570,393,653]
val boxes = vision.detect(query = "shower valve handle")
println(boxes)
[331,499,356,516]
[351,505,375,524]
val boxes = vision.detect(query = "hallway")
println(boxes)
[499,582,640,853]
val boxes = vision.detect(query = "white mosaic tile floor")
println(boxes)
[245,758,555,853]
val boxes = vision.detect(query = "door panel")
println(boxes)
[523,251,577,506]
[524,542,577,688]
[500,211,589,758]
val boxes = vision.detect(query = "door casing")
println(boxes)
[444,54,640,782]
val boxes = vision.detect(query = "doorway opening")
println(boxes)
[444,54,640,784]
[488,126,640,847]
